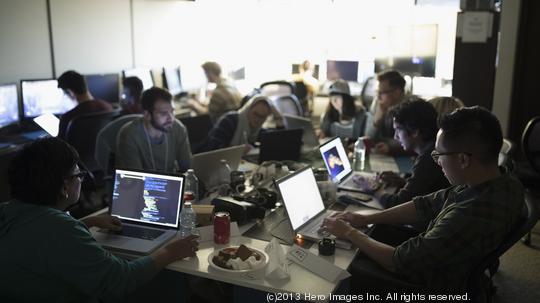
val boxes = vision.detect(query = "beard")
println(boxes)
[150,116,172,133]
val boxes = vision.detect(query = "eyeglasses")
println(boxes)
[376,88,396,96]
[431,150,472,162]
[66,171,89,181]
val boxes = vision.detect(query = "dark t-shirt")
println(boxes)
[58,99,113,139]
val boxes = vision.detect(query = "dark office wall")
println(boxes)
[452,11,500,109]
[508,0,540,154]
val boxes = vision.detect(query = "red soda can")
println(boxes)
[183,191,195,203]
[213,212,230,244]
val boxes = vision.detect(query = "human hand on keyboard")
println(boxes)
[352,175,381,193]
[320,216,356,240]
[82,214,122,232]
[328,211,371,229]
[377,171,406,188]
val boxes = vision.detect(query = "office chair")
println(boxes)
[520,116,540,245]
[178,114,213,153]
[95,114,142,175]
[360,76,377,110]
[0,145,20,203]
[292,81,309,116]
[259,80,294,97]
[499,138,515,171]
[270,94,303,117]
[465,195,539,303]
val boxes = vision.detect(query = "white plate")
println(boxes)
[208,246,269,273]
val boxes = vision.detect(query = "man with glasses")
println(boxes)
[116,87,192,173]
[322,106,524,295]
[365,70,407,155]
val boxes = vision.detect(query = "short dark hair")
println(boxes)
[123,76,144,101]
[201,61,221,77]
[57,70,87,95]
[328,92,356,120]
[392,98,438,142]
[440,106,502,165]
[377,70,406,92]
[141,87,172,112]
[8,138,80,206]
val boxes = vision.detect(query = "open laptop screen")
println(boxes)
[276,167,325,231]
[319,137,352,182]
[111,169,184,228]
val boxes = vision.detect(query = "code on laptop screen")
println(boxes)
[111,170,183,228]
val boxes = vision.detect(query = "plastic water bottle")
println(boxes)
[179,201,197,238]
[354,138,366,171]
[218,159,232,196]
[184,169,199,203]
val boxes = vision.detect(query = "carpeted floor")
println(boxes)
[493,222,540,302]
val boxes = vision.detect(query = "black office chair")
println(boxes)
[270,94,303,117]
[520,116,540,245]
[499,138,515,172]
[465,196,539,303]
[178,114,213,153]
[0,145,20,203]
[293,81,309,116]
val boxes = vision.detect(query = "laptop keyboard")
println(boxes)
[111,225,165,240]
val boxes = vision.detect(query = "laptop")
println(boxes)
[319,137,381,194]
[33,113,60,137]
[244,128,303,164]
[91,168,184,254]
[192,145,244,188]
[275,166,352,249]
[282,114,319,148]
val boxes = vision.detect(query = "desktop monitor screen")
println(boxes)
[292,64,319,79]
[0,83,19,128]
[228,67,245,81]
[85,73,120,103]
[163,67,182,96]
[326,60,359,82]
[374,56,436,78]
[21,79,76,119]
[123,68,154,91]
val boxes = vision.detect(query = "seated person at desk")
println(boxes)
[0,138,199,302]
[365,70,407,155]
[376,99,450,208]
[186,61,242,123]
[197,95,274,153]
[120,76,144,115]
[319,79,367,139]
[322,107,524,294]
[57,70,113,139]
[117,87,192,173]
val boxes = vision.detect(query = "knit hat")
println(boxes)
[329,79,350,95]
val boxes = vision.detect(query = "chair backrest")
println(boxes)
[260,80,294,97]
[270,94,303,117]
[178,114,213,152]
[360,76,377,109]
[499,138,515,171]
[522,116,540,173]
[466,195,539,296]
[65,110,120,172]
[95,114,142,173]
[0,145,20,202]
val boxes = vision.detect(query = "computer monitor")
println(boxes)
[374,56,436,78]
[21,79,76,119]
[0,83,19,128]
[292,64,319,79]
[85,73,120,103]
[163,67,182,96]
[228,67,245,81]
[123,68,154,91]
[326,60,359,82]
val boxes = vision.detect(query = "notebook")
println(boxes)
[274,166,352,249]
[91,168,184,254]
[319,137,382,194]
[282,114,319,148]
[244,128,303,164]
[33,113,60,137]
[191,145,244,188]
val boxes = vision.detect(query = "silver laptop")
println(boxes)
[192,145,244,188]
[91,168,184,254]
[275,166,352,249]
[33,113,59,137]
[319,137,380,194]
[282,114,319,148]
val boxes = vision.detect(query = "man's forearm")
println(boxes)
[367,200,418,225]
[347,229,396,272]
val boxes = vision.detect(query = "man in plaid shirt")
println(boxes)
[323,106,524,293]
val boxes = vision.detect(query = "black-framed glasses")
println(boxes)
[431,150,472,162]
[66,171,89,181]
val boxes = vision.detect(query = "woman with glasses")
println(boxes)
[0,138,198,302]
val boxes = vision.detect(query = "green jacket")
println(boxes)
[0,201,155,302]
